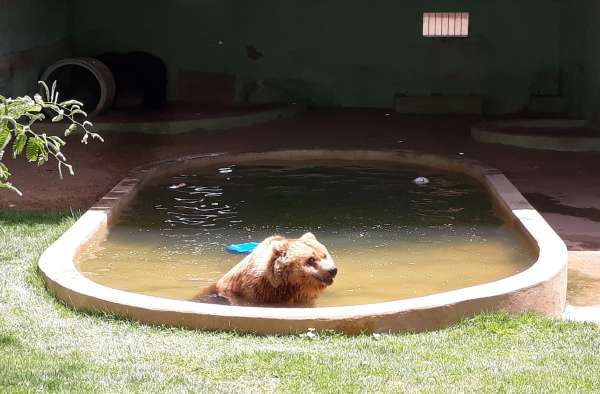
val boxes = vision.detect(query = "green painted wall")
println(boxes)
[68,0,562,114]
[0,0,70,96]
[5,0,599,118]
[560,0,600,120]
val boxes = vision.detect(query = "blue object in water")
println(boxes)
[226,242,259,254]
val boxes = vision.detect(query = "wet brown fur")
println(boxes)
[193,233,336,306]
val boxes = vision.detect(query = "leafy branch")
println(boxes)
[0,81,103,195]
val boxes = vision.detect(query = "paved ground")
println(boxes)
[1,109,599,310]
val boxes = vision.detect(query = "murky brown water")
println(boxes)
[78,164,535,307]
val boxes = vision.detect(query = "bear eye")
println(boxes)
[306,257,317,267]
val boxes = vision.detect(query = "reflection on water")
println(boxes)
[78,164,535,306]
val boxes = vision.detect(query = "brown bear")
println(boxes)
[194,233,337,306]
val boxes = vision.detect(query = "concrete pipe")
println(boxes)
[40,57,116,117]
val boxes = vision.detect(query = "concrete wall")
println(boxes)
[560,0,600,120]
[6,0,599,118]
[0,0,70,96]
[68,0,562,114]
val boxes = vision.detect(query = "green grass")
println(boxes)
[1,210,600,393]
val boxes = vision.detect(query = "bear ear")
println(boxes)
[257,238,289,288]
[300,232,317,241]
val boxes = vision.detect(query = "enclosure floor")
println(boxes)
[97,102,288,122]
[2,109,599,308]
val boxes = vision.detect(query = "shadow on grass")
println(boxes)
[0,332,20,348]
[0,209,79,226]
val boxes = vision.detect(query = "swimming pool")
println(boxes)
[78,164,534,307]
[39,150,567,333]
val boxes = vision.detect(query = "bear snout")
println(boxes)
[315,259,337,285]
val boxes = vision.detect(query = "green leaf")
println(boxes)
[59,99,83,107]
[12,133,27,156]
[49,135,66,147]
[0,96,8,115]
[64,123,77,137]
[51,80,57,103]
[0,181,22,196]
[0,83,102,196]
[72,108,88,117]
[0,162,10,180]
[25,138,39,162]
[34,93,44,105]
[91,133,104,142]
[38,142,48,162]
[0,125,10,150]
[38,80,50,101]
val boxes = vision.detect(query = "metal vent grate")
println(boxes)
[422,12,469,37]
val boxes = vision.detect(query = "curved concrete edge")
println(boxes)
[39,150,568,334]
[92,104,302,134]
[471,119,600,152]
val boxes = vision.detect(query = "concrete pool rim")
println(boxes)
[38,149,568,334]
[471,119,600,152]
